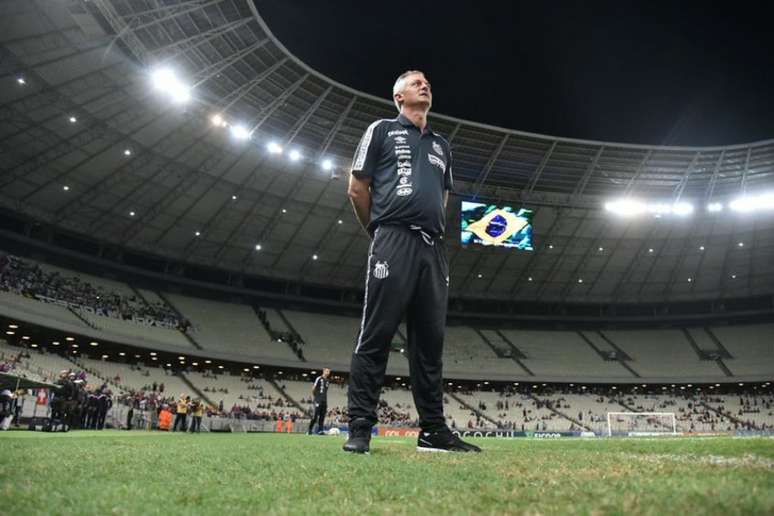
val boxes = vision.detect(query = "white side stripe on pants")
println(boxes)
[354,228,379,354]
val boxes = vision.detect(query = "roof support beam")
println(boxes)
[524,141,557,197]
[471,134,509,198]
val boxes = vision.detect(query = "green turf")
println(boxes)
[1,431,773,515]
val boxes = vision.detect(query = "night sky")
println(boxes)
[255,1,774,146]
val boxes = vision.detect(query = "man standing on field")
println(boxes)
[343,70,481,454]
[308,368,331,435]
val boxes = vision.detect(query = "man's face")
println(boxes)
[323,369,331,378]
[396,73,432,111]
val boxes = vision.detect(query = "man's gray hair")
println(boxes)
[392,70,425,112]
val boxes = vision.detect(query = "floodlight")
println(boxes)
[604,198,646,216]
[289,149,302,161]
[211,113,227,127]
[150,68,190,103]
[230,124,251,140]
[730,192,774,213]
[124,149,132,156]
[321,158,334,171]
[707,202,723,212]
[17,77,26,85]
[267,141,283,154]
[671,202,693,216]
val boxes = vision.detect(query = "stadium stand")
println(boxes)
[0,290,90,331]
[3,335,772,432]
[603,329,720,378]
[711,324,774,376]
[165,294,300,361]
[500,329,627,378]
[183,371,302,419]
[454,388,568,430]
[282,310,358,366]
[445,327,514,375]
[4,252,774,385]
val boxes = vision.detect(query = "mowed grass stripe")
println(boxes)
[0,432,772,515]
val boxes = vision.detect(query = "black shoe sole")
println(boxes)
[416,445,482,453]
[416,446,450,453]
[342,447,370,454]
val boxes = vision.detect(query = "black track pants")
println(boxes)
[308,401,327,433]
[347,225,449,431]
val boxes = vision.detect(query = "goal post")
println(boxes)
[606,412,677,437]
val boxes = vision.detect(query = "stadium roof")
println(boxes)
[1,0,773,304]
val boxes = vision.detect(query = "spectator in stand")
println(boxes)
[0,254,185,329]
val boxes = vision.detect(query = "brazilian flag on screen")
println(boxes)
[460,201,534,250]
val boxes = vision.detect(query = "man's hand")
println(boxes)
[348,173,372,236]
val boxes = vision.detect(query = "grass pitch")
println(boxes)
[1,431,773,515]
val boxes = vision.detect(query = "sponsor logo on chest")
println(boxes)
[428,153,446,171]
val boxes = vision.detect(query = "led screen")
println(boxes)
[460,201,534,250]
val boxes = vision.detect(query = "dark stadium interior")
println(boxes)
[1,1,773,514]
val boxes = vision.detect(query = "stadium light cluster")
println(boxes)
[147,66,338,174]
[728,192,774,213]
[604,198,694,217]
[230,124,251,141]
[606,192,774,217]
[150,68,190,104]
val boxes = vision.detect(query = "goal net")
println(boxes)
[606,412,677,437]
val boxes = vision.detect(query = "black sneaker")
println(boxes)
[343,418,372,454]
[417,428,482,453]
